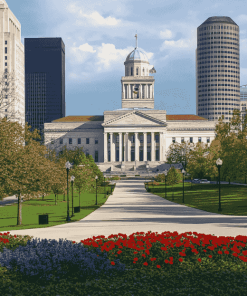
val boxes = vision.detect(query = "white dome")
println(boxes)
[125,47,149,62]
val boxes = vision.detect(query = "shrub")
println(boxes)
[155,173,166,183]
[108,176,120,180]
[0,238,125,281]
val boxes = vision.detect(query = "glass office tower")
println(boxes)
[25,38,65,141]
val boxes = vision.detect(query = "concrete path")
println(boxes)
[1,180,247,244]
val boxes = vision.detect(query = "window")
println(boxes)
[69,138,72,145]
[5,41,7,45]
[140,135,143,143]
[207,137,210,143]
[5,56,7,60]
[5,63,7,66]
[190,137,193,143]
[155,134,159,143]
[131,67,133,76]
[78,138,81,144]
[60,139,63,145]
[198,137,202,143]
[147,135,151,143]
[95,139,98,144]
[95,151,98,162]
[86,138,89,144]
[136,68,138,75]
[242,107,246,111]
[5,47,7,54]
[181,137,184,143]
[86,152,89,157]
[172,137,175,143]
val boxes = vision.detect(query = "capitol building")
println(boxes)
[44,37,217,173]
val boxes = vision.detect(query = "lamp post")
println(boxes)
[95,175,98,205]
[65,161,72,222]
[182,169,186,203]
[71,175,75,217]
[164,169,168,199]
[216,158,223,212]
[104,175,106,198]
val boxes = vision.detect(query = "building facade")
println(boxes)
[25,37,65,141]
[196,16,240,122]
[44,36,216,173]
[240,85,247,123]
[0,0,25,125]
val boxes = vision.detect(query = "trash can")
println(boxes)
[39,215,48,225]
[74,206,80,213]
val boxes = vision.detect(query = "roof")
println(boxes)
[52,114,207,122]
[199,16,238,27]
[52,116,104,122]
[166,115,207,121]
[125,47,149,62]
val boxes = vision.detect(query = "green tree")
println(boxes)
[166,166,183,199]
[166,141,193,170]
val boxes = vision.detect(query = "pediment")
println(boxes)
[102,111,166,127]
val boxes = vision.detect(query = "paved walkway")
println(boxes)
[1,180,247,243]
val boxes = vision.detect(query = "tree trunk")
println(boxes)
[17,192,22,225]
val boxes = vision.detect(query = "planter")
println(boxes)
[39,214,48,225]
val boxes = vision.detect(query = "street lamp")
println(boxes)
[65,161,72,222]
[71,175,75,217]
[95,175,98,205]
[164,169,168,199]
[182,169,186,203]
[104,174,106,198]
[216,158,223,212]
[78,164,85,208]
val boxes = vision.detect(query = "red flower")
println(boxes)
[218,251,222,255]
[142,254,146,258]
[134,257,138,261]
[164,259,169,264]
[150,258,157,261]
[179,252,186,257]
[208,255,212,258]
[224,251,229,255]
[157,265,161,268]
[143,262,148,266]
[203,249,207,253]
[169,257,173,261]
[111,261,115,265]
[179,258,183,262]
[133,251,138,254]
[197,258,201,262]
[117,250,122,255]
[169,261,173,265]
[145,249,150,255]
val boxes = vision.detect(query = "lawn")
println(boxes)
[0,185,113,232]
[146,182,247,216]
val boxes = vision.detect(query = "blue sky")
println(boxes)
[6,0,247,116]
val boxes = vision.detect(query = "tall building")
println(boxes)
[196,16,240,122]
[240,85,247,123]
[25,38,65,141]
[0,0,25,125]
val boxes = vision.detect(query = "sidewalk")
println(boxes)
[1,180,247,244]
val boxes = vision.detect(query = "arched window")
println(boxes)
[131,67,133,76]
[143,68,145,75]
[136,67,138,75]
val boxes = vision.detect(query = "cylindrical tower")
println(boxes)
[196,16,240,122]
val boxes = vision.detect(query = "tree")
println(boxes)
[166,166,183,199]
[0,70,23,123]
[166,141,194,170]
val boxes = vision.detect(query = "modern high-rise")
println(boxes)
[25,38,65,141]
[196,16,240,122]
[240,85,247,123]
[0,0,25,125]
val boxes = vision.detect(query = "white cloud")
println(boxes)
[79,43,96,53]
[160,29,173,39]
[82,11,121,26]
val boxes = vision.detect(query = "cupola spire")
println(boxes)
[134,33,138,49]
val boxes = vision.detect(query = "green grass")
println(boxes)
[0,186,113,231]
[147,182,247,216]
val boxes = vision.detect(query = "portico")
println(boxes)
[103,131,163,162]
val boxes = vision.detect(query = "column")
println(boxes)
[123,84,125,99]
[159,132,162,162]
[124,132,128,161]
[135,132,139,161]
[104,132,108,162]
[110,132,113,162]
[128,85,131,99]
[152,84,154,99]
[151,132,155,161]
[150,85,153,99]
[140,84,142,99]
[143,132,147,161]
[146,85,148,98]
[128,133,131,161]
[119,132,122,162]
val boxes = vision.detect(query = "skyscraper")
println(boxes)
[196,16,240,122]
[0,0,25,125]
[25,38,65,141]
